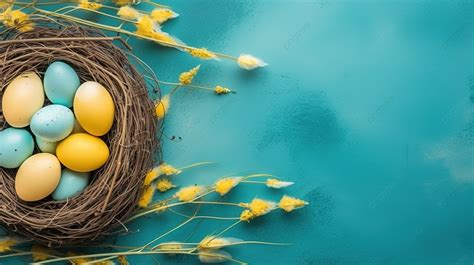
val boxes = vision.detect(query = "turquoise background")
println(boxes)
[3,0,474,264]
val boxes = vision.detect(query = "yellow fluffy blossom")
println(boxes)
[144,167,160,186]
[135,15,176,45]
[67,252,91,265]
[214,86,232,95]
[156,178,176,192]
[160,163,182,176]
[1,8,34,32]
[151,8,178,24]
[179,65,201,85]
[78,0,102,10]
[187,48,217,60]
[199,250,232,264]
[118,256,129,265]
[144,162,181,185]
[174,185,203,202]
[117,5,140,20]
[0,237,16,253]
[157,242,183,255]
[246,198,277,217]
[214,177,242,196]
[138,185,155,208]
[279,195,309,212]
[155,94,170,119]
[113,0,134,6]
[239,210,254,222]
[266,179,294,189]
[199,236,242,250]
[31,245,49,261]
[237,54,268,70]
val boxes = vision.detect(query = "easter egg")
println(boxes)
[44,61,80,107]
[52,169,90,201]
[2,72,44,127]
[15,153,61,202]
[30,105,75,142]
[56,133,110,172]
[0,128,34,168]
[36,136,58,154]
[74,81,115,136]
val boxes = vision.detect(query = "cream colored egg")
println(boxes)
[2,73,44,128]
[74,81,115,136]
[15,153,61,202]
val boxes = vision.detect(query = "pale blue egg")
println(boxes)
[30,105,74,142]
[0,128,34,168]
[44,61,80,107]
[52,169,90,201]
[36,136,58,154]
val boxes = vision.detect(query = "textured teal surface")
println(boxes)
[3,0,474,264]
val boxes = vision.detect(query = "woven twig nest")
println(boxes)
[0,17,159,247]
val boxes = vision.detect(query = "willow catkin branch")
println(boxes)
[0,16,160,247]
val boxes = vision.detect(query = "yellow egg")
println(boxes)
[15,153,61,202]
[56,133,110,172]
[74,81,115,136]
[2,72,44,128]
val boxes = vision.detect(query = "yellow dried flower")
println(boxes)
[0,237,16,253]
[266,179,294,189]
[2,8,34,32]
[157,242,183,255]
[179,65,201,85]
[214,86,232,95]
[175,185,203,202]
[67,252,91,265]
[144,162,181,186]
[151,8,178,24]
[237,54,268,70]
[113,0,134,6]
[279,195,309,212]
[199,236,242,250]
[78,0,102,10]
[160,163,182,176]
[199,250,232,263]
[135,15,176,45]
[138,185,155,208]
[118,256,129,265]
[239,210,254,222]
[155,94,170,119]
[214,177,242,196]
[117,5,140,20]
[156,178,176,192]
[247,198,277,217]
[187,48,217,60]
[31,245,49,261]
[144,167,160,186]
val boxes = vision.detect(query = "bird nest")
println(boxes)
[0,17,159,247]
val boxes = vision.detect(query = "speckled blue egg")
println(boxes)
[52,169,90,201]
[36,136,58,154]
[44,61,80,107]
[30,105,74,142]
[0,128,34,168]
